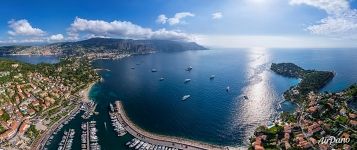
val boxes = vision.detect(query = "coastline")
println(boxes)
[81,82,96,102]
[32,105,80,150]
[114,101,232,150]
[31,81,97,150]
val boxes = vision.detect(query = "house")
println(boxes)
[340,108,347,116]
[349,120,357,127]
[18,120,30,135]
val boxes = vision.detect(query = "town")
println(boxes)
[0,58,99,149]
[250,63,356,150]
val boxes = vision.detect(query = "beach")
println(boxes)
[81,82,96,102]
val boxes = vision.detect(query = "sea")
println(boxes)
[1,48,357,149]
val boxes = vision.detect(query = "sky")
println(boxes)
[1,0,357,48]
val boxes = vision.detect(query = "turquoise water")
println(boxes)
[2,48,357,149]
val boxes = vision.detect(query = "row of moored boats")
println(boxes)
[44,108,80,148]
[109,103,127,136]
[57,129,75,150]
[126,138,179,150]
[81,121,101,150]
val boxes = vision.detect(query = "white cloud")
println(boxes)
[156,14,168,24]
[212,12,223,19]
[49,34,64,41]
[7,19,45,36]
[157,12,195,25]
[68,17,194,41]
[289,0,349,14]
[290,0,357,38]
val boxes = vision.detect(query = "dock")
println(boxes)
[114,101,229,150]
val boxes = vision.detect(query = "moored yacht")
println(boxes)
[182,95,191,101]
[109,103,114,112]
[210,75,215,80]
[185,66,193,71]
[184,79,191,83]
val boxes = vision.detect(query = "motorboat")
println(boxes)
[182,95,191,101]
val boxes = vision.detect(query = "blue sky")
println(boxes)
[1,0,357,48]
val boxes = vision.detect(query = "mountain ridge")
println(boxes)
[0,38,207,56]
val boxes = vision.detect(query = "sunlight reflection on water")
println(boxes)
[229,48,279,144]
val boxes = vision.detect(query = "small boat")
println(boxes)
[184,79,191,83]
[226,86,230,92]
[210,75,215,80]
[131,67,135,69]
[185,66,193,71]
[182,95,191,101]
[243,95,248,99]
[159,77,165,81]
[151,69,157,72]
[109,103,114,112]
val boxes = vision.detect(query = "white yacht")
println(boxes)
[182,95,191,101]
[184,79,191,83]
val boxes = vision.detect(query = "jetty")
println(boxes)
[114,101,229,150]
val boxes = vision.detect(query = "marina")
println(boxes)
[109,103,127,137]
[57,129,75,150]
[34,104,81,150]
[81,101,98,119]
[81,121,101,150]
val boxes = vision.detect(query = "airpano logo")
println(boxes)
[318,136,350,145]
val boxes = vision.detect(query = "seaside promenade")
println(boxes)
[31,105,80,150]
[114,101,230,150]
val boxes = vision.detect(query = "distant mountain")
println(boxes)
[0,38,207,56]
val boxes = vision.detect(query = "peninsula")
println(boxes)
[250,63,356,150]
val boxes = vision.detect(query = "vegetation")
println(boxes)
[0,125,5,133]
[26,125,40,140]
[280,112,297,123]
[0,111,10,121]
[0,38,207,56]
[271,63,334,101]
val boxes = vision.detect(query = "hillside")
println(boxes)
[0,38,207,56]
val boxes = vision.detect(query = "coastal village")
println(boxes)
[0,56,356,150]
[250,64,357,150]
[0,58,99,149]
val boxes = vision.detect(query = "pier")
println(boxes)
[58,129,75,150]
[114,101,229,150]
